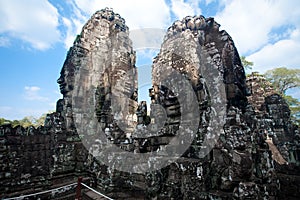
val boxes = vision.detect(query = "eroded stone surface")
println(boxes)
[1,9,300,200]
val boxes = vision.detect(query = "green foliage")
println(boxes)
[0,112,53,128]
[265,67,300,95]
[284,95,300,125]
[11,120,20,127]
[0,118,11,125]
[264,67,300,124]
[241,56,253,70]
[34,113,47,127]
[19,116,35,128]
[284,95,300,106]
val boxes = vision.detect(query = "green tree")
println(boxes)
[0,118,11,125]
[263,67,300,125]
[284,95,300,125]
[241,56,253,70]
[265,67,300,95]
[11,120,21,127]
[35,113,47,127]
[0,110,54,128]
[19,116,35,128]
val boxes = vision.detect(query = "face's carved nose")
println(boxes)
[57,76,64,84]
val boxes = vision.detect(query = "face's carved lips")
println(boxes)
[59,83,66,90]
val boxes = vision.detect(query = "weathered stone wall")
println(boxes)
[57,7,137,133]
[1,8,300,200]
[246,72,300,199]
[79,12,300,199]
[0,115,88,199]
[0,8,137,199]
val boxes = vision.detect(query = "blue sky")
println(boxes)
[0,0,299,120]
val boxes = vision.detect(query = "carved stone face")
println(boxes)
[57,64,75,96]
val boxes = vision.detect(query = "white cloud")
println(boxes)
[248,35,300,73]
[60,0,88,48]
[62,17,76,48]
[75,0,170,29]
[61,0,171,48]
[247,27,300,73]
[0,88,59,120]
[0,0,60,50]
[170,0,201,20]
[0,36,10,47]
[205,0,215,4]
[215,0,300,55]
[130,28,165,50]
[24,86,49,101]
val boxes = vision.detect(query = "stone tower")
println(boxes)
[55,9,300,199]
[57,8,138,134]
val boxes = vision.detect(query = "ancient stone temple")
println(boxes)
[1,8,300,199]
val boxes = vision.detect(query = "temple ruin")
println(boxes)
[1,8,300,199]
